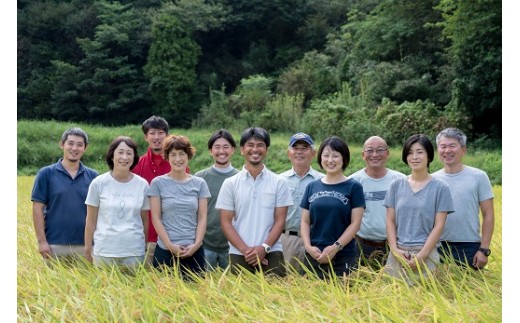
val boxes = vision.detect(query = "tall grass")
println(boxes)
[17,120,502,185]
[18,176,501,322]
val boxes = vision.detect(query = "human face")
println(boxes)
[211,138,235,167]
[112,142,134,171]
[362,137,389,169]
[60,135,86,163]
[437,136,466,168]
[168,148,189,172]
[288,141,315,169]
[406,142,428,171]
[320,146,343,174]
[240,138,267,167]
[144,128,167,154]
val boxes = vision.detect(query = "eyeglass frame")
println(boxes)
[363,148,388,155]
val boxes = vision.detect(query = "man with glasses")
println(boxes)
[194,129,239,270]
[279,133,324,273]
[348,136,406,270]
[432,128,494,270]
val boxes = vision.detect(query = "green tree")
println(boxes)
[144,4,201,127]
[438,0,501,139]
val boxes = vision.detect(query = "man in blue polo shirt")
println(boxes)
[31,127,99,263]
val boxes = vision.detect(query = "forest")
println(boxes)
[17,0,501,144]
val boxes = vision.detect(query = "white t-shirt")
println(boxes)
[85,172,150,257]
[348,168,406,240]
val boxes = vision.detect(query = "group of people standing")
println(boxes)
[31,116,495,283]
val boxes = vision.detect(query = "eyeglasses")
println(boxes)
[364,148,388,155]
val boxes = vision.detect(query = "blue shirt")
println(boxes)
[300,178,365,256]
[31,159,99,244]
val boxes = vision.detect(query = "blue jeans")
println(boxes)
[438,241,480,269]
[153,245,206,278]
[204,248,229,270]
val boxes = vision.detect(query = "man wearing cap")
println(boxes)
[279,132,324,273]
[347,136,406,270]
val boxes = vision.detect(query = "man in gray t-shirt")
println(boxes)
[348,136,405,270]
[433,128,495,270]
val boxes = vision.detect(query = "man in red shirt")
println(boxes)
[132,116,189,265]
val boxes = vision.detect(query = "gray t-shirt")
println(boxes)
[348,168,406,240]
[384,177,454,247]
[147,175,211,248]
[432,166,494,242]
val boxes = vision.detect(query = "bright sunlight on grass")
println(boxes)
[17,176,502,322]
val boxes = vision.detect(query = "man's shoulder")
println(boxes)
[193,167,211,177]
[386,168,406,178]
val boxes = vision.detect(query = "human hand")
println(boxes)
[316,245,337,264]
[38,241,52,259]
[473,252,489,269]
[244,246,266,266]
[84,246,93,263]
[179,243,200,258]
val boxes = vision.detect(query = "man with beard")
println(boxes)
[216,127,293,277]
[194,129,239,270]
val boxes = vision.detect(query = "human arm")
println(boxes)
[84,205,99,263]
[150,196,182,256]
[180,197,208,258]
[140,209,149,248]
[410,211,448,269]
[32,202,52,258]
[317,206,364,264]
[244,206,288,266]
[301,208,322,261]
[473,198,495,268]
[220,208,255,259]
[386,207,409,263]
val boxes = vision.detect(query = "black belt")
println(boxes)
[356,235,386,248]
[283,230,299,236]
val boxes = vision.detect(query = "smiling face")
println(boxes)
[211,137,235,167]
[320,145,344,175]
[362,137,389,169]
[406,142,428,171]
[144,128,168,154]
[60,135,86,163]
[112,141,135,171]
[437,136,466,169]
[168,148,189,172]
[288,141,315,170]
[241,138,267,167]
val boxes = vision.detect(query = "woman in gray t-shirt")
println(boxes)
[384,134,454,283]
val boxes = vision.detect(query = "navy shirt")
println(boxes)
[31,159,98,244]
[300,178,365,256]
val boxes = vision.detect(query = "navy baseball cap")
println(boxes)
[289,132,315,148]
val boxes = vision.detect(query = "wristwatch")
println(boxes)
[478,248,491,257]
[262,243,271,254]
[334,241,344,250]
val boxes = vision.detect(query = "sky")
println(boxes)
[8,0,515,321]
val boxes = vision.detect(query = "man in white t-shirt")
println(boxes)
[348,136,405,270]
[433,128,495,270]
[216,127,293,277]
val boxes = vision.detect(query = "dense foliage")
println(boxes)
[18,0,501,142]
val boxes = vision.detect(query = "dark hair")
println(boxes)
[142,116,169,135]
[208,129,237,150]
[163,134,196,160]
[105,136,140,170]
[317,136,350,171]
[61,127,89,146]
[401,134,435,167]
[239,127,270,147]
